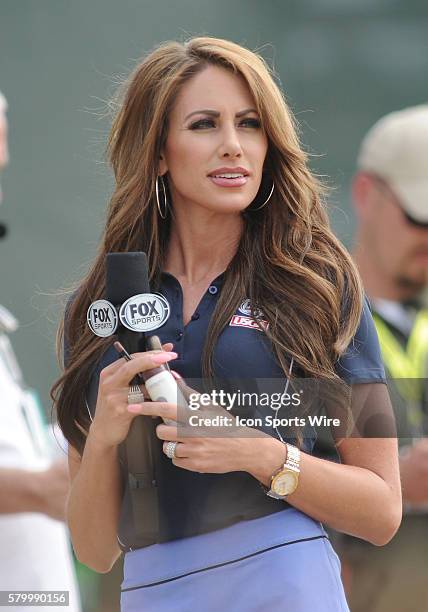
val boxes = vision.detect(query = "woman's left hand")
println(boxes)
[157,412,254,474]
[127,384,265,474]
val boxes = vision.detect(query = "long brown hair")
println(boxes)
[51,37,363,455]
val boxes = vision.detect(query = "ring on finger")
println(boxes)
[164,441,179,459]
[127,384,145,404]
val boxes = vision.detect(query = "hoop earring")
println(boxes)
[250,181,275,211]
[156,175,168,219]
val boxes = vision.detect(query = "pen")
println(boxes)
[113,336,171,384]
[113,340,145,385]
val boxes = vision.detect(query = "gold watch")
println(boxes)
[266,443,300,499]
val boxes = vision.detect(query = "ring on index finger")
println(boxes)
[127,384,146,404]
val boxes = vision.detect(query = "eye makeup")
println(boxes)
[189,117,261,130]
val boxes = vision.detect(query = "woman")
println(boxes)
[52,37,402,611]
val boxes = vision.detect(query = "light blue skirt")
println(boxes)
[121,508,350,611]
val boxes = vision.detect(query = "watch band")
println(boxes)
[264,443,301,499]
[284,443,300,471]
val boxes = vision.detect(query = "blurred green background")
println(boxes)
[1,1,427,610]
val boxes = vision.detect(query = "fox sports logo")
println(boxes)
[119,293,170,332]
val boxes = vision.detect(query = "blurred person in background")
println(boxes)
[0,92,8,204]
[343,105,428,612]
[0,91,81,612]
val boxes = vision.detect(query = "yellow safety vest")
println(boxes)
[373,310,428,407]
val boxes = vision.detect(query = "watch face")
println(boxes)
[272,471,298,496]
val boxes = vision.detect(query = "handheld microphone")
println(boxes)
[87,250,188,417]
[106,251,149,354]
[105,252,160,544]
[106,252,185,422]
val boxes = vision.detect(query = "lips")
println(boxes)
[207,167,250,188]
[208,166,250,178]
[208,176,248,188]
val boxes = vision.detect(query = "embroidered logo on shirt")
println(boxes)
[238,299,263,318]
[229,314,269,332]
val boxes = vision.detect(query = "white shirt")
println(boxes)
[371,298,415,337]
[0,311,81,612]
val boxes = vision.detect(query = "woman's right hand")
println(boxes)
[88,344,177,450]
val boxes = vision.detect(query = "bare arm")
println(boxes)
[149,381,402,547]
[0,468,41,513]
[248,436,401,546]
[0,460,69,520]
[276,379,402,545]
[66,344,176,573]
[67,439,122,573]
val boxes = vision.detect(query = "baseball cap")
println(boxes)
[357,105,428,225]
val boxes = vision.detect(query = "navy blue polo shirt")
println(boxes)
[154,271,385,382]
[82,271,386,548]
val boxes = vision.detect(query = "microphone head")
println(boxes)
[106,252,150,305]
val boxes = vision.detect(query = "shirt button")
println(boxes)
[208,286,218,295]
[176,331,184,341]
[191,312,200,321]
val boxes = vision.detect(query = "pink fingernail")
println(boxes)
[152,351,177,364]
[127,404,141,413]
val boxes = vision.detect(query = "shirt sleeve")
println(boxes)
[317,298,395,445]
[335,297,386,384]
